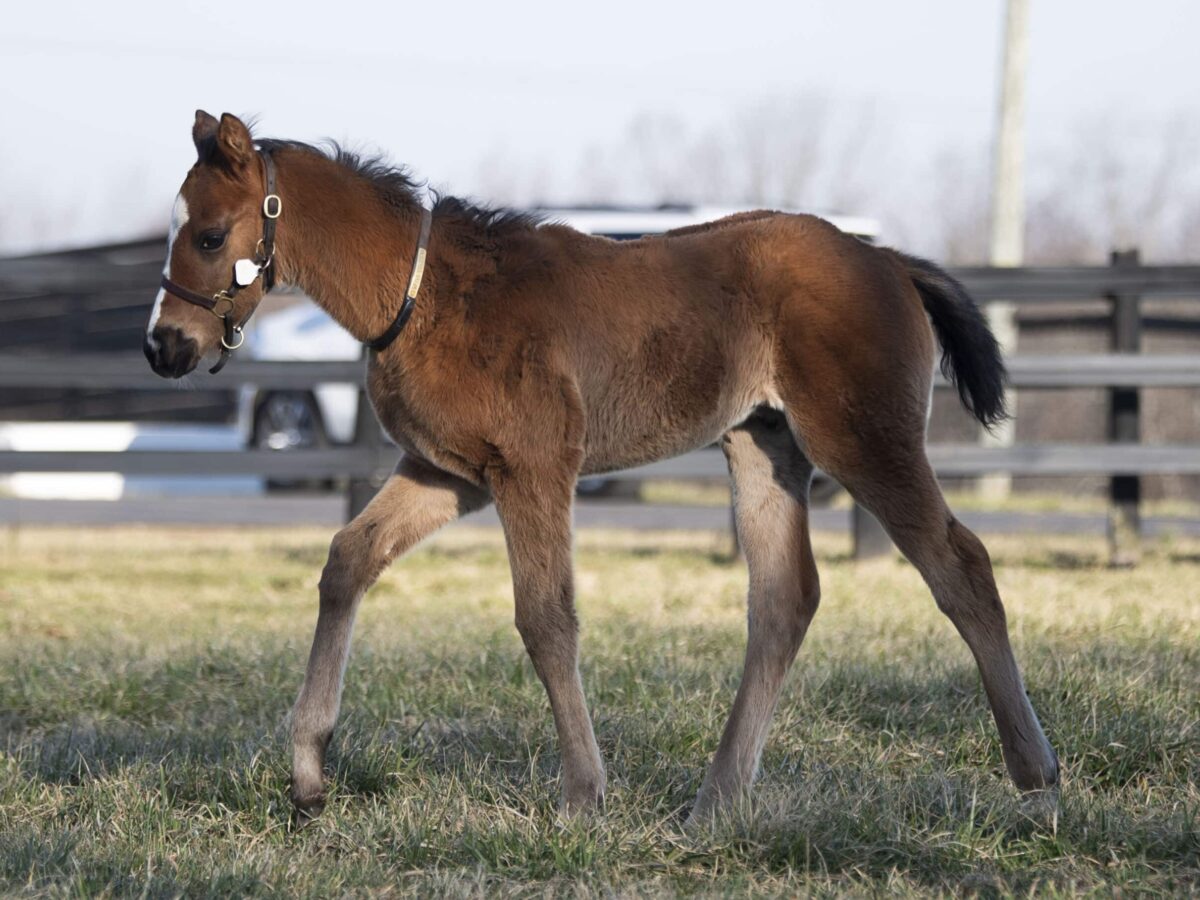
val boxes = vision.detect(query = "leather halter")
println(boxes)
[160,150,281,374]
[159,150,433,372]
[367,206,432,353]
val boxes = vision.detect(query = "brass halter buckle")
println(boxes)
[262,194,282,219]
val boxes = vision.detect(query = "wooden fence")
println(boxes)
[2,256,1199,562]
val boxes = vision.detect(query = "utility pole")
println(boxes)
[981,0,1029,500]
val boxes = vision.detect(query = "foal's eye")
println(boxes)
[199,231,227,252]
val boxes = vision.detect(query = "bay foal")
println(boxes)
[145,112,1059,822]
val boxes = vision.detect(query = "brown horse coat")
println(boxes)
[146,112,1057,822]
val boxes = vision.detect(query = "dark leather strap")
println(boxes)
[260,152,280,292]
[365,296,416,353]
[160,275,221,310]
[206,315,239,374]
[367,206,432,353]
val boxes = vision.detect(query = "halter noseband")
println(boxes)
[159,149,432,373]
[160,149,281,374]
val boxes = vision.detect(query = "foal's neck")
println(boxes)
[272,149,426,343]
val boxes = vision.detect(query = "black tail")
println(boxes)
[895,251,1008,428]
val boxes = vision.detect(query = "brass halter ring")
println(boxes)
[254,238,272,269]
[221,326,245,351]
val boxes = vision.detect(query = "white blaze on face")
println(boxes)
[145,193,190,349]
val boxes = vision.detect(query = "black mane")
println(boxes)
[254,138,422,214]
[430,192,545,236]
[252,137,542,235]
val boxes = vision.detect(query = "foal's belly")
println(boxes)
[579,410,732,477]
[573,313,776,476]
[577,360,765,476]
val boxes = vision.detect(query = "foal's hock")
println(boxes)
[146,111,1059,822]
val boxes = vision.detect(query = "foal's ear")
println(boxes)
[215,113,255,171]
[192,109,219,151]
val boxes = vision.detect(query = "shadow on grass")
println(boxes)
[700,767,1198,892]
[1017,549,1111,570]
[5,635,1198,894]
[2,648,553,823]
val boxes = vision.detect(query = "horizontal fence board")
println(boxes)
[5,261,1200,300]
[954,265,1200,300]
[923,444,1200,476]
[0,448,392,477]
[0,356,364,389]
[3,354,1200,390]
[1003,354,1200,387]
[4,444,1199,478]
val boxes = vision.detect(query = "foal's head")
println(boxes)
[145,111,275,378]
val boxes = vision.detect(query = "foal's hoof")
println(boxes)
[559,778,605,819]
[1017,786,1060,830]
[683,802,731,835]
[291,789,327,826]
[684,784,740,833]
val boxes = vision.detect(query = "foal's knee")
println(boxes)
[514,593,578,670]
[753,571,820,663]
[319,527,370,603]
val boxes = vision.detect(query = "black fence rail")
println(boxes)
[2,256,1200,563]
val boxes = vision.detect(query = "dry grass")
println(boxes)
[1,524,1198,896]
[640,478,1200,519]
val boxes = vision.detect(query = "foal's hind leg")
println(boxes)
[291,455,489,817]
[788,411,1059,793]
[689,410,821,824]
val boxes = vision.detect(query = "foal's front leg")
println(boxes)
[489,466,606,815]
[291,455,489,818]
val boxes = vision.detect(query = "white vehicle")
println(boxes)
[242,206,878,481]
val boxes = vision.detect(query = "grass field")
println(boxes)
[1,524,1198,897]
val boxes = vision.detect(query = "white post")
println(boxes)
[981,0,1029,500]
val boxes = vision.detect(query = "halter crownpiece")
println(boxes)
[160,149,281,374]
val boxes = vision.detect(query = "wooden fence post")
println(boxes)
[345,364,386,522]
[852,502,891,561]
[1107,248,1142,566]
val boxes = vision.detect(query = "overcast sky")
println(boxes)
[1,0,1196,253]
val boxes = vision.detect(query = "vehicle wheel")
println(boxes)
[253,391,331,491]
[809,473,842,506]
[576,477,640,499]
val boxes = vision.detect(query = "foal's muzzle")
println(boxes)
[144,327,200,379]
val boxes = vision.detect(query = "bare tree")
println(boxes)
[558,92,890,213]
[1025,114,1200,263]
[471,95,1200,271]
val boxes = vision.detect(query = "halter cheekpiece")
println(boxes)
[159,147,432,374]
